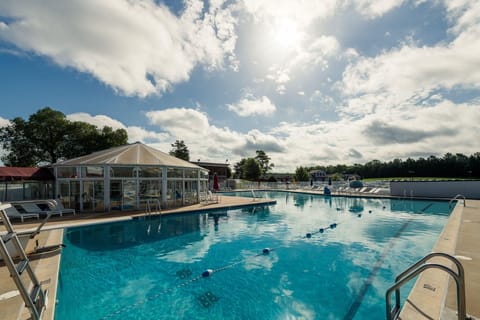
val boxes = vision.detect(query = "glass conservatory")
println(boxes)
[52,142,209,212]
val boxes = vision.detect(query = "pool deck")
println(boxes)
[1,192,479,320]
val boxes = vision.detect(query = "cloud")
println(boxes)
[227,95,276,116]
[242,0,338,28]
[351,0,406,19]
[362,120,456,145]
[0,116,10,128]
[67,113,126,130]
[58,97,480,173]
[66,112,169,145]
[0,0,238,97]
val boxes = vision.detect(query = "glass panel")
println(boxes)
[111,167,136,178]
[0,183,5,202]
[5,183,23,201]
[167,168,183,178]
[57,167,77,178]
[122,180,137,210]
[200,171,209,179]
[71,181,80,211]
[82,181,94,211]
[23,182,40,201]
[166,180,183,208]
[185,169,198,179]
[139,180,161,209]
[139,167,162,178]
[184,181,198,204]
[94,182,104,211]
[110,180,122,210]
[82,166,104,178]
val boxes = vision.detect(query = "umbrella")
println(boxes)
[213,173,219,191]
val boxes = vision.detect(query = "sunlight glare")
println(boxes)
[273,18,302,49]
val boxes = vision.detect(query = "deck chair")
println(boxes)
[4,205,39,222]
[49,200,76,215]
[18,203,63,217]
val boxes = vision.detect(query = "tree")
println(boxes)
[234,158,246,178]
[295,166,310,181]
[255,150,274,177]
[169,140,189,161]
[0,107,128,166]
[243,158,262,180]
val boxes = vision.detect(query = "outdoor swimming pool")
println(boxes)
[55,192,452,319]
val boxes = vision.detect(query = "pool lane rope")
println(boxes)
[101,220,340,319]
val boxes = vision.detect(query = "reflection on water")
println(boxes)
[66,214,205,250]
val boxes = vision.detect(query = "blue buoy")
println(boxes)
[319,228,324,233]
[202,269,213,277]
[330,223,337,229]
[306,233,312,238]
[369,210,372,213]
[357,214,362,218]
[262,248,271,254]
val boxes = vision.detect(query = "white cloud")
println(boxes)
[0,0,238,97]
[340,0,480,117]
[67,113,126,130]
[242,0,338,28]
[350,0,406,19]
[0,116,10,128]
[227,95,276,116]
[66,112,169,145]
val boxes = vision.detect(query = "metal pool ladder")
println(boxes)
[385,252,466,320]
[449,194,466,209]
[0,203,47,320]
[146,199,161,215]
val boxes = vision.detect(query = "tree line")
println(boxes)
[296,153,480,181]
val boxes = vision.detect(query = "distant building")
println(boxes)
[193,161,230,189]
[310,170,327,182]
[0,167,54,202]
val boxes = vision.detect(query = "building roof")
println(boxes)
[0,167,54,181]
[53,142,205,169]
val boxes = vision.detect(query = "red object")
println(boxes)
[213,174,219,191]
[0,167,54,181]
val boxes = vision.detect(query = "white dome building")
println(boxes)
[52,142,208,212]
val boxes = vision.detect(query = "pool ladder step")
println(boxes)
[0,204,47,320]
[385,252,466,320]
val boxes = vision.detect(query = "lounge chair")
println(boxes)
[3,205,39,222]
[49,200,76,215]
[18,203,63,217]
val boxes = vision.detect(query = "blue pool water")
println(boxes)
[55,192,451,319]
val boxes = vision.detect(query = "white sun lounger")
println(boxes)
[49,200,76,215]
[3,205,39,223]
[18,203,63,217]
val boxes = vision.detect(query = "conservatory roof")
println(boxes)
[53,142,204,169]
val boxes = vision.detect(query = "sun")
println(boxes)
[273,18,302,48]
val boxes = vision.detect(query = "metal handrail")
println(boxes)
[449,194,466,208]
[146,199,161,215]
[385,253,466,320]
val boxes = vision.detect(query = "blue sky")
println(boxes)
[1,0,479,171]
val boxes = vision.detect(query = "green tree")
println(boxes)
[234,158,246,178]
[295,166,310,181]
[255,150,274,177]
[169,140,189,161]
[243,158,262,180]
[0,107,128,166]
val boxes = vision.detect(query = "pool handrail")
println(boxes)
[385,252,466,320]
[449,194,466,209]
